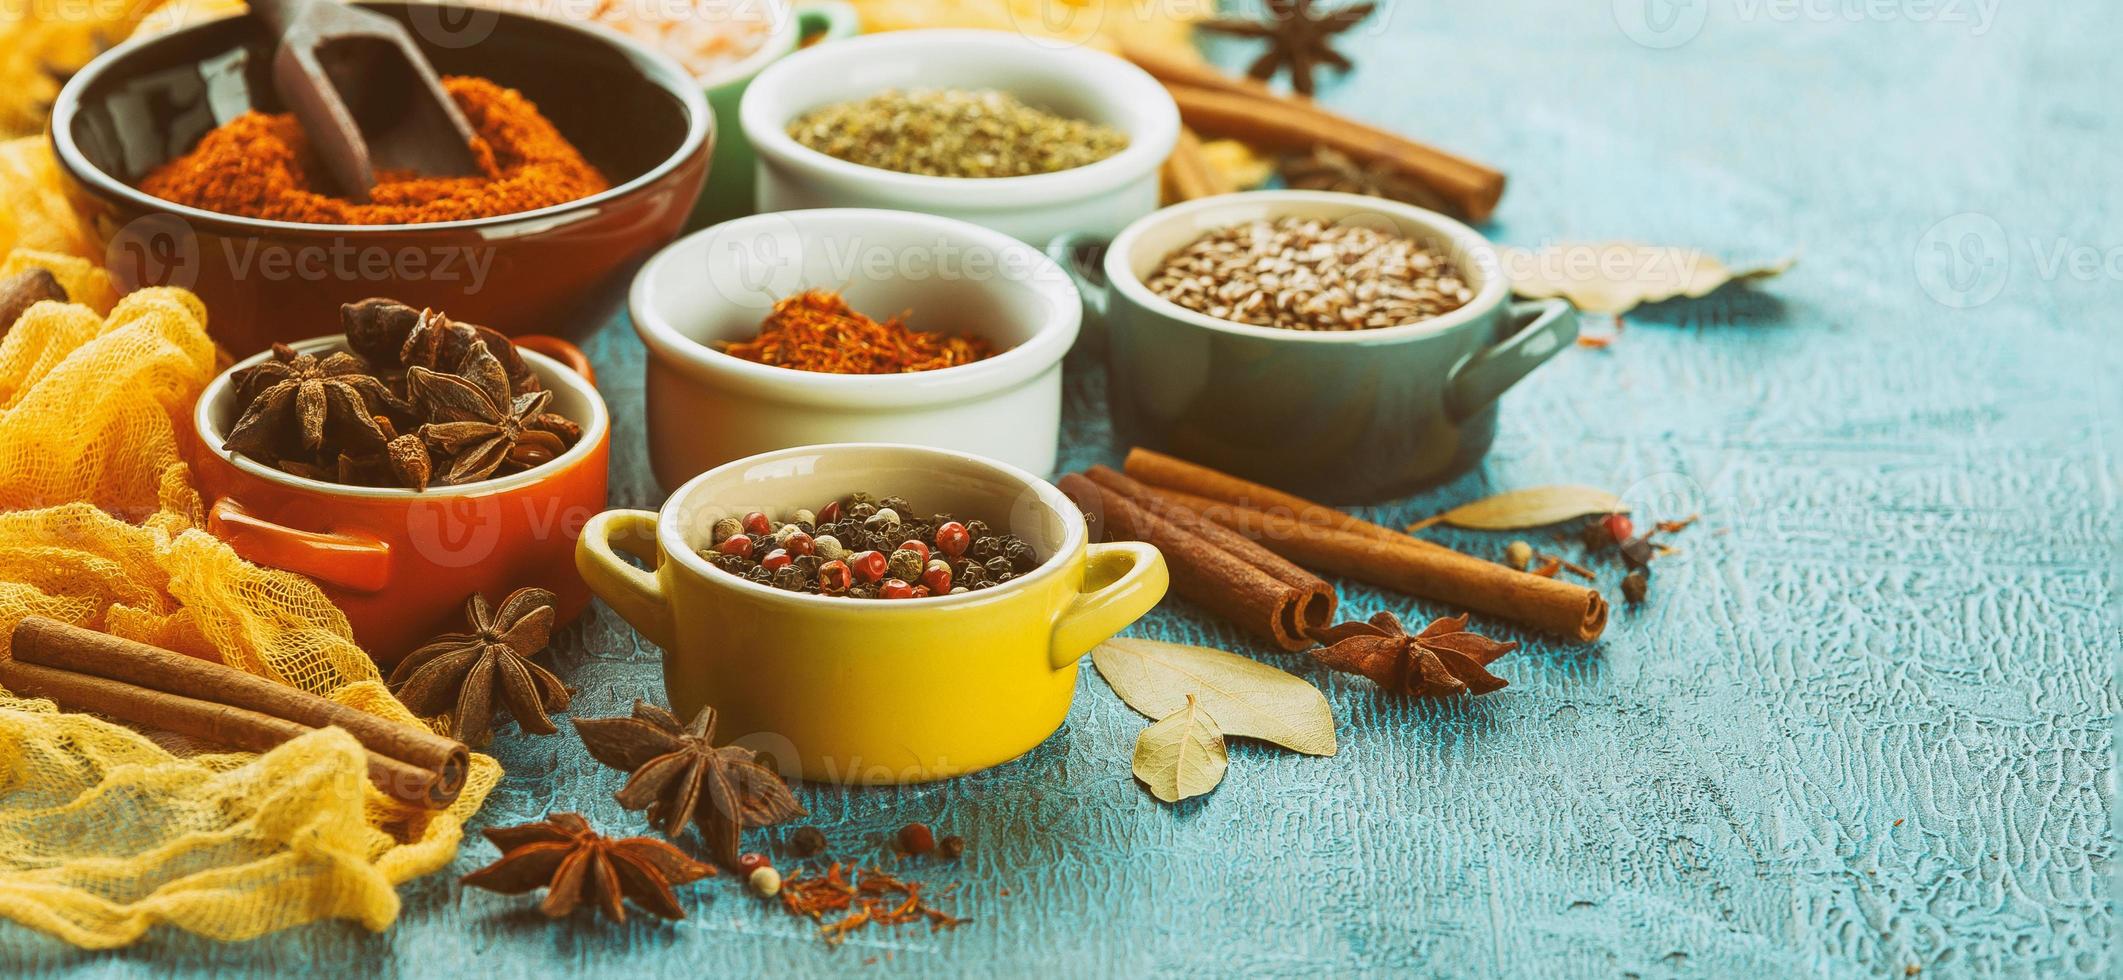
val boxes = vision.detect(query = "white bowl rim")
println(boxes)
[655,442,1085,607]
[194,335,611,499]
[628,207,1081,408]
[693,0,802,88]
[739,28,1180,205]
[1101,189,1515,344]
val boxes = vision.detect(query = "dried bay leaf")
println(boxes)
[1500,242,1796,316]
[1408,485,1627,532]
[1131,695,1228,803]
[1093,638,1337,756]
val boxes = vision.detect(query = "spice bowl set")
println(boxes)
[48,3,1582,786]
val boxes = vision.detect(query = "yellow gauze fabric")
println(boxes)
[0,252,500,948]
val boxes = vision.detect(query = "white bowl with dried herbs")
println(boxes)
[739,28,1179,244]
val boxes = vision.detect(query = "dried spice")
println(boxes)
[698,494,1042,598]
[407,342,572,485]
[0,267,67,333]
[1280,145,1450,212]
[224,300,581,489]
[1199,0,1376,97]
[1132,694,1228,802]
[223,344,406,459]
[778,862,968,946]
[787,88,1129,178]
[1499,242,1796,317]
[1409,485,1629,532]
[1621,570,1649,604]
[786,826,828,857]
[717,290,995,375]
[572,700,806,869]
[387,588,570,743]
[1308,611,1515,699]
[1144,217,1473,331]
[138,77,608,225]
[1091,637,1336,755]
[462,812,713,922]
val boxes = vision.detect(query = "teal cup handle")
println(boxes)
[1048,232,1114,349]
[1443,297,1576,420]
[795,0,861,42]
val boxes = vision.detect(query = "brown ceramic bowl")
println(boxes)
[50,3,712,356]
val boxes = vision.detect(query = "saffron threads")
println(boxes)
[778,862,968,945]
[716,290,996,375]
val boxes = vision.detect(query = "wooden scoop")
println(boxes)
[251,0,482,201]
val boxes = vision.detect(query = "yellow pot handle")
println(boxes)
[575,509,677,652]
[1049,541,1168,670]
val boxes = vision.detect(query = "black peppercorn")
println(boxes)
[879,495,912,515]
[983,556,1014,579]
[957,562,987,587]
[848,501,877,521]
[787,826,827,857]
[772,566,807,591]
[1003,538,1036,570]
[938,835,966,859]
[1622,569,1649,603]
[966,519,991,538]
[971,535,1001,560]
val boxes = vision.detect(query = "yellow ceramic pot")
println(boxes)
[575,444,1168,784]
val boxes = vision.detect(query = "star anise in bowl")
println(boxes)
[216,298,583,491]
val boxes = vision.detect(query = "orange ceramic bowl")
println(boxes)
[51,3,713,356]
[189,334,610,665]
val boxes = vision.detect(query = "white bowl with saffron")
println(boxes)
[738,28,1179,244]
[628,207,1082,491]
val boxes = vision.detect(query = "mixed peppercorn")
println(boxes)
[698,492,1044,598]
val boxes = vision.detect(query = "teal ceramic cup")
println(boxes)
[689,0,860,229]
[1052,190,1576,503]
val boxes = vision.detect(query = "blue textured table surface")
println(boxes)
[10,1,2118,975]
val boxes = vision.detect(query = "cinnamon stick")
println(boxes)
[0,658,459,807]
[1164,126,1235,203]
[1159,82,1506,222]
[1123,447,1436,548]
[7,618,467,806]
[1120,450,1606,641]
[1060,473,1330,651]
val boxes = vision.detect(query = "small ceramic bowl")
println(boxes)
[685,0,860,229]
[51,3,713,356]
[1052,190,1577,503]
[629,208,1081,490]
[575,443,1168,783]
[740,28,1179,244]
[190,334,611,666]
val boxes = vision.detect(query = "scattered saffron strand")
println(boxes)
[718,289,996,374]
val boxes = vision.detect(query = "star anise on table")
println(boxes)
[387,587,571,743]
[574,701,807,869]
[1308,611,1516,698]
[222,343,409,460]
[1281,146,1453,213]
[462,811,714,922]
[1199,0,1376,97]
[407,340,575,485]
